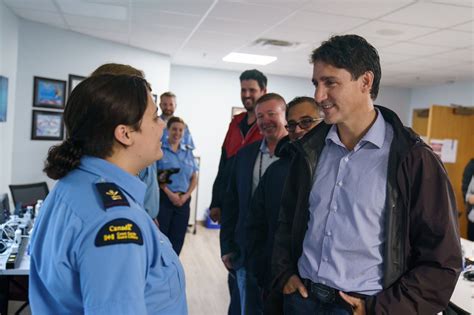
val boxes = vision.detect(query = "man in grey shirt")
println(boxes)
[272,34,461,314]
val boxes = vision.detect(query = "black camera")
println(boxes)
[157,168,180,184]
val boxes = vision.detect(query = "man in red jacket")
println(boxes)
[210,69,267,315]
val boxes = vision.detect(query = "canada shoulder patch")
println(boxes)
[95,218,143,247]
[95,182,130,210]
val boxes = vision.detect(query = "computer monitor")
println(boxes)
[9,182,49,208]
[0,193,10,224]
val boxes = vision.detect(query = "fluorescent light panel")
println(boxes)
[223,52,277,65]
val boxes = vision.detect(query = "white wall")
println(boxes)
[409,80,474,124]
[377,86,411,125]
[170,65,412,220]
[0,2,19,196]
[11,20,171,190]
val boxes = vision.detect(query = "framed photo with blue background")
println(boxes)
[0,76,8,122]
[68,74,86,97]
[33,76,66,109]
[31,110,64,140]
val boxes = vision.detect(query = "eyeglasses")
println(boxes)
[285,117,322,132]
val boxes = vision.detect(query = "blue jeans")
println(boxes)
[283,292,351,315]
[235,267,263,315]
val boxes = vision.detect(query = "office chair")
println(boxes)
[8,182,49,208]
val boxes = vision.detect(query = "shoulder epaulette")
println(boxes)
[95,182,130,211]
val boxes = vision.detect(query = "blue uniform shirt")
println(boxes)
[156,141,199,193]
[138,163,160,218]
[161,115,195,150]
[29,156,188,315]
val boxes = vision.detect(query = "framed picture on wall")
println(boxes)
[152,93,158,104]
[33,76,66,109]
[68,74,86,96]
[31,110,64,140]
[0,76,8,122]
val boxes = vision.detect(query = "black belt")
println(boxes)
[302,279,368,312]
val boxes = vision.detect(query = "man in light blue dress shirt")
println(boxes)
[272,35,461,314]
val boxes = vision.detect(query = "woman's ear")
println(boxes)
[114,124,134,146]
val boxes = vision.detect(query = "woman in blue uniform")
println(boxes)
[157,117,198,255]
[29,74,188,314]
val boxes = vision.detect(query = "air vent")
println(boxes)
[251,38,304,52]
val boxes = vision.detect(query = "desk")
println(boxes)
[0,241,30,315]
[449,238,474,313]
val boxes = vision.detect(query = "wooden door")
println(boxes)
[427,105,474,238]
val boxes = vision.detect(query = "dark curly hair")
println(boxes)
[44,74,150,179]
[310,34,381,100]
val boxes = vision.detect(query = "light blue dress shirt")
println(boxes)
[252,140,279,194]
[298,109,394,295]
[29,156,188,314]
[138,163,160,218]
[156,141,199,193]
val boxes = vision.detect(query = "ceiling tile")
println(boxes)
[282,11,368,33]
[64,14,129,32]
[430,0,474,7]
[208,1,293,25]
[223,0,308,10]
[380,2,472,28]
[130,0,215,16]
[57,0,128,20]
[432,48,474,62]
[259,26,329,46]
[350,21,436,41]
[198,17,270,36]
[183,30,251,54]
[128,25,190,55]
[380,42,454,57]
[131,8,201,30]
[413,30,473,48]
[450,21,474,32]
[2,0,57,11]
[11,8,67,29]
[379,52,416,65]
[303,0,416,19]
[71,27,129,44]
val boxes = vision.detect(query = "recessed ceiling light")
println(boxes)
[376,29,404,36]
[223,52,277,65]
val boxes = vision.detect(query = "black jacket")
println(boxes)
[246,136,295,290]
[272,106,462,314]
[220,140,262,270]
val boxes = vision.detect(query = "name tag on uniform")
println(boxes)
[95,182,130,210]
[95,218,143,247]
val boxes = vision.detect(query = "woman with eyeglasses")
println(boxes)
[246,96,322,314]
[157,116,198,255]
[29,74,188,314]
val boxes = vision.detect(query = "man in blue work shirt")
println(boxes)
[272,35,461,314]
[159,91,195,150]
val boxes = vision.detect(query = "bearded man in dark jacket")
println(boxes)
[272,34,462,315]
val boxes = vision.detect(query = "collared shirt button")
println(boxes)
[321,280,326,284]
[344,157,349,162]
[337,181,343,187]
[326,231,331,236]
[333,206,337,212]
[323,257,328,262]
